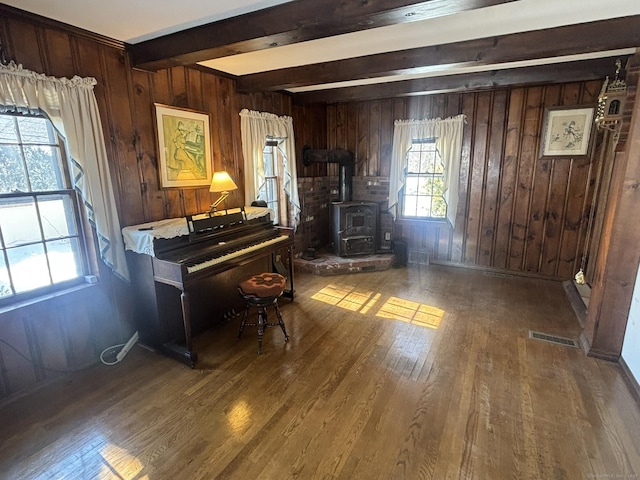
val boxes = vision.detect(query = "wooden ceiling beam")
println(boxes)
[292,56,624,104]
[238,16,640,92]
[128,0,514,71]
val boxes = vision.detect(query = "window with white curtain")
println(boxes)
[402,139,447,219]
[0,61,130,283]
[239,109,301,229]
[0,112,88,304]
[389,114,465,227]
[259,137,289,225]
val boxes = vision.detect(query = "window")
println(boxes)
[239,109,301,230]
[259,137,289,226]
[0,112,88,304]
[402,139,447,219]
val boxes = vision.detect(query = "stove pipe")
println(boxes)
[301,146,353,202]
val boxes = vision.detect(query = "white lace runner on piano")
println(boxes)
[121,206,273,256]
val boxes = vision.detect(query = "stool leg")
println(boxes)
[257,306,266,355]
[274,301,290,342]
[238,305,249,339]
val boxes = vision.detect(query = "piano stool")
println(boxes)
[237,273,290,354]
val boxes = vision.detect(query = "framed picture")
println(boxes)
[154,103,213,188]
[540,106,595,158]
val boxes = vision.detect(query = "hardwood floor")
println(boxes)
[1,265,639,479]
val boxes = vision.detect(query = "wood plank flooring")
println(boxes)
[1,265,639,479]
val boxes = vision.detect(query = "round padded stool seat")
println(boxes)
[238,272,286,299]
[237,273,289,354]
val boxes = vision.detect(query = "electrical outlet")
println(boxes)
[385,232,391,241]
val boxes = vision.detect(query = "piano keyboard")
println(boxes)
[186,234,290,274]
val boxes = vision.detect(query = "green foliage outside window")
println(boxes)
[0,113,85,303]
[402,140,447,219]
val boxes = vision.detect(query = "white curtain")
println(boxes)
[0,62,130,282]
[389,114,465,227]
[239,108,301,229]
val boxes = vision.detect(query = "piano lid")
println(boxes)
[122,206,273,256]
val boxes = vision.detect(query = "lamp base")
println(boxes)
[209,191,229,213]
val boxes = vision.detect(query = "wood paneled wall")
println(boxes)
[127,70,326,224]
[0,9,139,401]
[0,7,325,401]
[0,5,620,401]
[582,56,640,360]
[326,82,603,279]
[129,68,283,224]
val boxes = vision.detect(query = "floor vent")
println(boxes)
[529,331,578,348]
[483,271,514,279]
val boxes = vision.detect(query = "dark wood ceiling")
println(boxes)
[126,0,638,104]
[128,0,515,70]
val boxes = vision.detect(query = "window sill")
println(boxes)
[0,280,99,315]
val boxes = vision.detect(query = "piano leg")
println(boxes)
[160,289,198,368]
[274,245,295,300]
[180,290,197,367]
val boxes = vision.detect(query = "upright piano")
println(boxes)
[122,207,294,367]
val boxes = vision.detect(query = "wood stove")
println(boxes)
[333,201,378,257]
[301,147,378,257]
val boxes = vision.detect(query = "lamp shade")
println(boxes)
[209,171,238,193]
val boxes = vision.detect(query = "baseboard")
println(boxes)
[563,280,587,327]
[619,357,640,404]
[428,260,565,281]
[0,369,84,409]
[578,331,591,356]
[579,331,620,362]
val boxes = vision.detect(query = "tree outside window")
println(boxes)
[0,112,87,303]
[402,139,447,219]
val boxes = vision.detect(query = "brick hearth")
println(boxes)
[293,251,396,276]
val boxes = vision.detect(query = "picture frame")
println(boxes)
[540,106,595,158]
[154,103,213,188]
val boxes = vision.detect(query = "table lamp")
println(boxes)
[209,171,238,212]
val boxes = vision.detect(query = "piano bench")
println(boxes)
[237,273,290,354]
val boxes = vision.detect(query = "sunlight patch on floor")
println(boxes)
[100,441,146,479]
[311,284,379,312]
[227,399,252,435]
[376,296,444,329]
[311,284,444,328]
[360,292,382,314]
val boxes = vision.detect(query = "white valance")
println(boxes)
[389,114,465,227]
[239,108,301,229]
[0,62,130,282]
